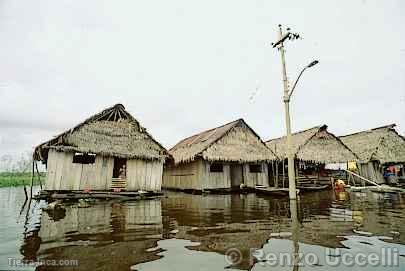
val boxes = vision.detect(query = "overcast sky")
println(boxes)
[0,0,404,161]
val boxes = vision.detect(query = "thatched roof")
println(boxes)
[34,104,167,162]
[340,124,405,164]
[169,119,277,164]
[266,125,357,164]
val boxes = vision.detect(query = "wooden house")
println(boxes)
[340,124,405,184]
[266,125,357,187]
[163,119,277,191]
[33,104,167,192]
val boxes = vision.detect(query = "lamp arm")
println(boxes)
[288,67,307,99]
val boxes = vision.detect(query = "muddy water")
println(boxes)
[0,187,405,270]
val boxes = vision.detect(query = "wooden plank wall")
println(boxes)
[127,160,163,191]
[358,162,385,184]
[162,160,202,190]
[243,162,269,188]
[45,150,162,191]
[45,150,115,191]
[162,160,269,190]
[202,161,231,189]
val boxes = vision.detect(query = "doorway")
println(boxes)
[113,157,127,179]
[230,164,243,187]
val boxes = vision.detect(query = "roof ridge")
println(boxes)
[340,124,396,138]
[170,118,242,151]
[265,124,325,143]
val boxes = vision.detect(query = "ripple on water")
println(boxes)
[0,188,404,270]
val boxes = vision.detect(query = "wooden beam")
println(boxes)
[35,161,42,189]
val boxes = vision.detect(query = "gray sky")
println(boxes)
[0,0,404,160]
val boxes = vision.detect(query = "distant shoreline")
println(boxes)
[0,172,44,188]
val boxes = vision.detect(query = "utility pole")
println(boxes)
[272,25,318,200]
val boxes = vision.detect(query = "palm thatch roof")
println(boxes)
[169,119,277,164]
[34,104,167,162]
[266,125,357,164]
[340,124,405,164]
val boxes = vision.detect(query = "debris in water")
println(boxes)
[353,229,373,236]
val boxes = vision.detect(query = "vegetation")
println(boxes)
[0,172,44,188]
[0,151,45,188]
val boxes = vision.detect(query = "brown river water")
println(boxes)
[1,187,405,270]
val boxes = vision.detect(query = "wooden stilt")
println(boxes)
[35,161,42,189]
[22,169,28,200]
[275,161,279,188]
[30,161,34,198]
[282,159,285,188]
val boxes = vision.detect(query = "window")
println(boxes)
[249,164,262,173]
[113,158,127,179]
[210,163,223,172]
[72,153,96,164]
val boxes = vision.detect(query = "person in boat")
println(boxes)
[334,179,345,191]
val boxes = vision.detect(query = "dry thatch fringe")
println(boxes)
[34,104,168,162]
[340,124,405,164]
[170,119,278,164]
[266,125,357,164]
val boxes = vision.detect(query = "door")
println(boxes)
[230,164,243,187]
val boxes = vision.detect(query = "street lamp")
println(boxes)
[273,25,319,200]
[289,60,319,99]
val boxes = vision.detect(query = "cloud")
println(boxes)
[0,0,404,160]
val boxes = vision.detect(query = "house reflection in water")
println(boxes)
[21,199,163,271]
[19,191,405,271]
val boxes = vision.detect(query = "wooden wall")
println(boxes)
[200,161,231,189]
[45,149,163,191]
[242,162,269,187]
[162,159,269,190]
[162,159,204,190]
[126,159,163,191]
[358,161,385,184]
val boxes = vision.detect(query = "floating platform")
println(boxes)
[369,185,405,194]
[254,187,300,197]
[33,190,163,202]
[344,185,405,194]
[297,184,329,192]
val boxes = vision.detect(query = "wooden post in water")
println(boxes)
[30,161,34,198]
[22,168,28,200]
[276,161,280,187]
[35,161,42,189]
[295,160,299,186]
[282,159,285,188]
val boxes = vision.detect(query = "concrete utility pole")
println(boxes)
[272,25,318,200]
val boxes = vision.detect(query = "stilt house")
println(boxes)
[34,104,167,191]
[163,119,277,191]
[266,125,357,187]
[340,124,405,184]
